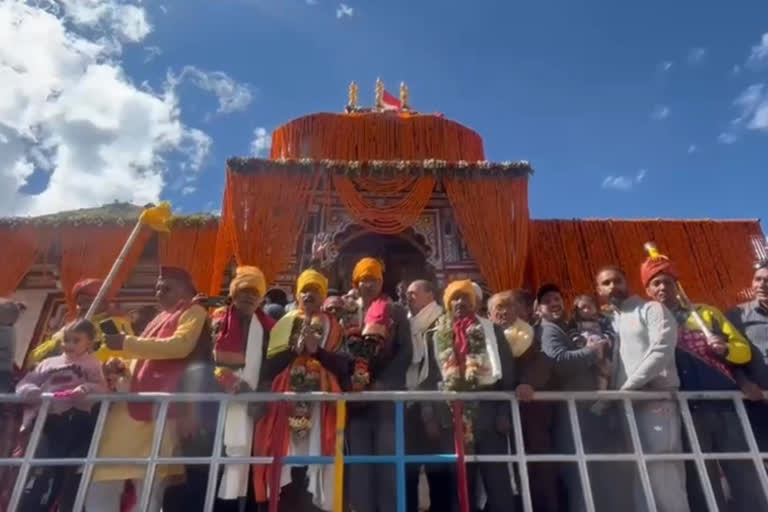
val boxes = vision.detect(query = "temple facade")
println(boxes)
[2,81,765,369]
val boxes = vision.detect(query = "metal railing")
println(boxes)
[1,390,767,512]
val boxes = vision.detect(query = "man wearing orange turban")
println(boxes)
[346,257,413,512]
[419,279,516,512]
[643,252,757,511]
[252,268,349,511]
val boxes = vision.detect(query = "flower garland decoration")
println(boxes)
[337,297,380,392]
[287,315,325,439]
[433,314,490,451]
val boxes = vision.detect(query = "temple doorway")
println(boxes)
[330,230,434,299]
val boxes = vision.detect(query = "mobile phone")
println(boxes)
[99,319,120,335]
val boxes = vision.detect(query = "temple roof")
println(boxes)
[0,202,217,227]
[226,157,533,180]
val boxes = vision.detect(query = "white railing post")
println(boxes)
[510,398,532,512]
[202,398,230,512]
[71,398,112,511]
[677,397,719,512]
[732,397,768,501]
[137,400,170,511]
[622,398,658,512]
[7,399,51,512]
[566,398,595,512]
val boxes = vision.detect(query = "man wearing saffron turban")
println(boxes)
[643,252,762,511]
[252,269,350,512]
[595,265,690,512]
[26,278,134,369]
[87,267,209,511]
[419,280,516,512]
[205,265,276,507]
[346,257,413,512]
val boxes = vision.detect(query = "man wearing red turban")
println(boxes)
[643,252,759,511]
[346,257,413,512]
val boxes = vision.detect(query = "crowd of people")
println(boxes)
[1,248,767,512]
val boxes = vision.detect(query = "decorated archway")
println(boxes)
[328,226,436,298]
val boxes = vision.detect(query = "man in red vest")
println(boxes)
[86,266,208,512]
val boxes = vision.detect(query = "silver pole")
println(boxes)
[678,397,719,512]
[203,398,230,512]
[71,398,112,511]
[7,399,51,511]
[623,398,658,512]
[510,399,533,512]
[566,399,595,512]
[137,400,170,511]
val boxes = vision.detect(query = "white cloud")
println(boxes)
[734,83,768,131]
[306,0,318,4]
[181,185,196,196]
[0,0,212,216]
[660,61,673,72]
[748,33,768,67]
[166,66,253,115]
[336,3,353,18]
[650,105,670,120]
[687,144,697,154]
[601,169,647,191]
[732,64,742,76]
[144,45,162,63]
[688,47,707,64]
[718,132,738,144]
[250,127,271,157]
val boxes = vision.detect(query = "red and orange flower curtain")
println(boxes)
[158,219,219,293]
[215,167,320,287]
[444,178,530,291]
[0,227,48,297]
[528,219,764,308]
[269,113,485,162]
[59,227,151,316]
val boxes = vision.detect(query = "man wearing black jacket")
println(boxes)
[536,284,620,512]
[346,258,413,512]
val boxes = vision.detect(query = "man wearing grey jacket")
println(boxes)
[596,265,690,512]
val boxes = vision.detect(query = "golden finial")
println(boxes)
[348,81,359,109]
[375,78,384,109]
[399,81,409,109]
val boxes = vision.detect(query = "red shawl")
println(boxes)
[128,301,196,421]
[213,305,275,366]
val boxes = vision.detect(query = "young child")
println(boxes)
[15,318,108,511]
[569,295,614,391]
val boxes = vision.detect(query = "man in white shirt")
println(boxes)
[596,265,689,512]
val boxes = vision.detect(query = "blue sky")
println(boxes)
[2,0,767,225]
